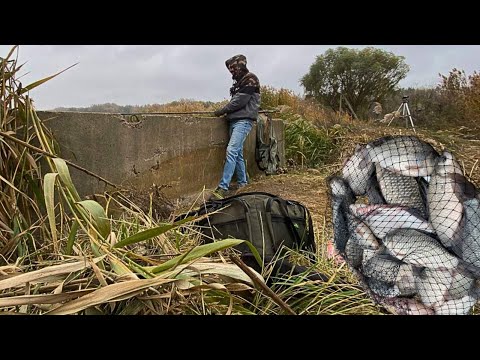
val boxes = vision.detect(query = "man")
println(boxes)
[209,54,261,200]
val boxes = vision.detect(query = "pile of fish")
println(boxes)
[328,135,480,315]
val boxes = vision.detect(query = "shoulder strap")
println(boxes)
[265,196,303,246]
[264,197,279,253]
[274,198,316,259]
[286,199,315,252]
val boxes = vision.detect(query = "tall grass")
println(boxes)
[0,46,59,262]
[0,48,386,315]
[137,99,225,113]
[260,86,351,169]
[284,118,336,168]
[0,47,263,314]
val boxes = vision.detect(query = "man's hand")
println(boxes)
[214,109,224,117]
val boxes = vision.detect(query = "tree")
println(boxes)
[300,47,409,119]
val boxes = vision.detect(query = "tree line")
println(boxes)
[54,47,480,131]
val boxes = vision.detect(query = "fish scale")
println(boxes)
[376,164,427,218]
[362,253,401,283]
[383,228,459,269]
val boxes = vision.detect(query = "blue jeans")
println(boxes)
[218,119,254,190]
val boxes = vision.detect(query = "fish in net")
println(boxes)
[328,135,480,315]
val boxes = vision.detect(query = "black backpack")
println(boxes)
[183,192,316,266]
[179,192,328,283]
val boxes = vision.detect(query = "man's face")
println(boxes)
[228,64,237,77]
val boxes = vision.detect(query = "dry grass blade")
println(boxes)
[3,45,18,62]
[174,261,264,286]
[0,174,26,195]
[19,63,78,94]
[0,47,78,265]
[47,276,176,315]
[107,254,139,281]
[44,173,59,253]
[0,289,94,307]
[0,257,104,291]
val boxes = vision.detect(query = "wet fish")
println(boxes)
[362,253,401,284]
[383,228,459,269]
[433,292,478,315]
[328,176,356,204]
[361,246,389,273]
[362,248,378,267]
[366,135,439,177]
[331,202,348,253]
[328,177,354,252]
[346,212,380,250]
[459,198,480,268]
[342,144,374,195]
[395,263,417,296]
[448,271,476,299]
[349,204,434,239]
[416,267,452,307]
[428,151,473,247]
[345,237,363,269]
[366,277,400,298]
[376,164,427,217]
[425,267,474,300]
[417,177,430,219]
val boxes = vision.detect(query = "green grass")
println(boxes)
[284,118,338,169]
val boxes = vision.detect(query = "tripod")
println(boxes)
[388,97,416,133]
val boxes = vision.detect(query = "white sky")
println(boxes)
[1,45,479,110]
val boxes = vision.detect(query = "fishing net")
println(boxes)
[328,135,480,315]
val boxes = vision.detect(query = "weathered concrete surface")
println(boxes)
[38,112,285,199]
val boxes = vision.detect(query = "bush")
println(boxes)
[260,85,300,110]
[284,118,336,168]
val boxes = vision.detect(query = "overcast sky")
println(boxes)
[1,45,479,110]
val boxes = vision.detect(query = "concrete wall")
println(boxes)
[38,112,285,199]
